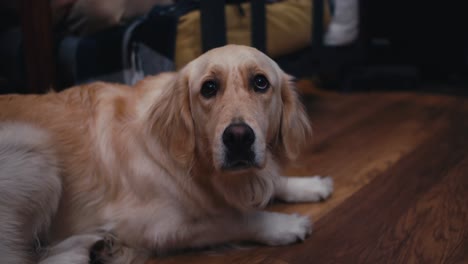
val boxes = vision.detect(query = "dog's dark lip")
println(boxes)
[222,160,258,171]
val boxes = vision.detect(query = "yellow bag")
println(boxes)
[175,0,329,69]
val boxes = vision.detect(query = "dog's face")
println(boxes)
[176,45,311,172]
[184,46,282,171]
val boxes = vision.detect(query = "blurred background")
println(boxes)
[0,0,467,95]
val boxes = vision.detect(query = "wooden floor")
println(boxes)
[148,81,468,264]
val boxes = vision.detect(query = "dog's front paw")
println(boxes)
[280,176,334,202]
[306,176,333,201]
[253,212,312,246]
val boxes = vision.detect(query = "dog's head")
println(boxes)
[152,45,311,172]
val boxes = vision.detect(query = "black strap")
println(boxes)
[200,0,227,52]
[251,0,266,52]
[201,0,268,53]
[312,0,324,48]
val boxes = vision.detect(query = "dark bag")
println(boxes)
[57,1,198,86]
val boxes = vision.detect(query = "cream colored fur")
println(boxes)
[0,45,333,264]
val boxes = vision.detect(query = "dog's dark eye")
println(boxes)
[201,80,218,98]
[253,74,270,93]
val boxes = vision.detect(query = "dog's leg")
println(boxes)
[275,176,333,202]
[39,233,124,264]
[0,123,61,264]
[192,211,312,246]
[141,177,332,250]
[39,233,147,264]
[143,210,312,251]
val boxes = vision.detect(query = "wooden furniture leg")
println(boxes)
[19,0,56,93]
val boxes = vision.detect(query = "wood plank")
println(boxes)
[270,102,468,264]
[375,157,468,264]
[273,95,458,219]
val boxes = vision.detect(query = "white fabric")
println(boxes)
[325,0,359,46]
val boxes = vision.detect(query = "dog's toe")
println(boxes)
[89,234,120,264]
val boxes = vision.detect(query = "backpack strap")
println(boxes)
[200,0,267,53]
[251,0,266,52]
[201,0,227,52]
[312,0,324,48]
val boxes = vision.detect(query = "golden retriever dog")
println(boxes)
[0,45,333,264]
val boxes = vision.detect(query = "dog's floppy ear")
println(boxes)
[150,73,195,167]
[278,74,312,161]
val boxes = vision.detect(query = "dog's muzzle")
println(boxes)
[222,123,256,170]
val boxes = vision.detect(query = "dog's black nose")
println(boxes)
[222,123,256,170]
[222,123,255,150]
